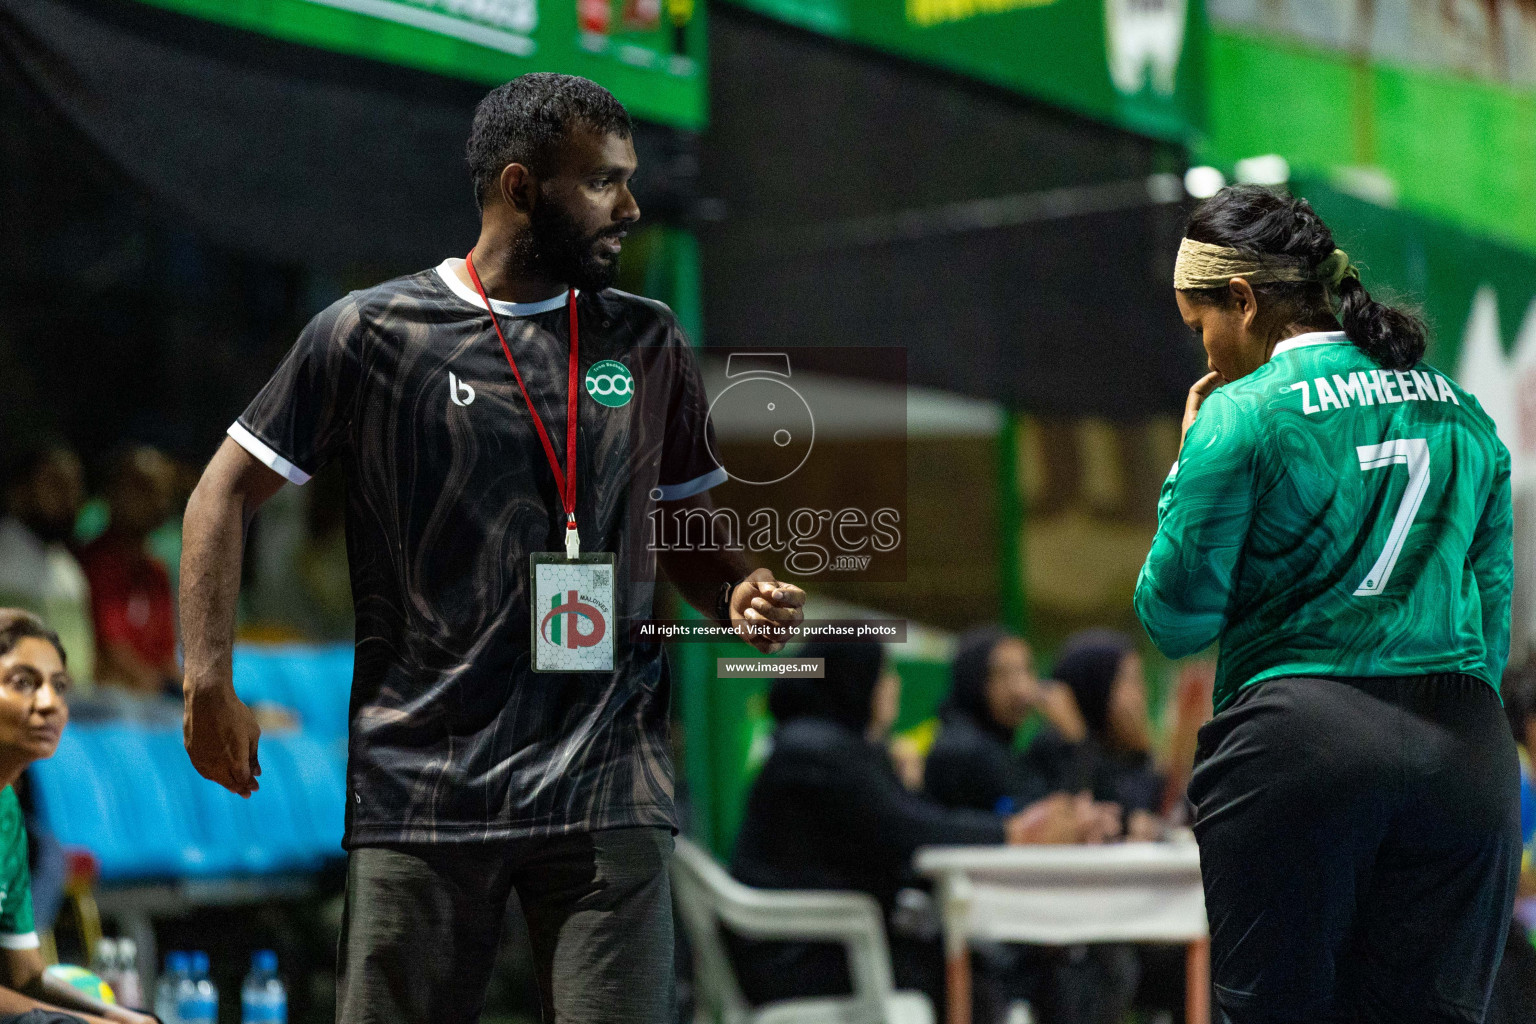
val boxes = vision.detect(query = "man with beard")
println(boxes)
[178,74,804,1024]
[0,445,94,686]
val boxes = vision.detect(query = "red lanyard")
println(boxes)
[464,252,581,554]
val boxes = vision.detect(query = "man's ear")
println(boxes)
[1229,277,1259,332]
[497,162,537,215]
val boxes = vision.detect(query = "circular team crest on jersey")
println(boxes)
[585,360,634,408]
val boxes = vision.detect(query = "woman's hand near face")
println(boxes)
[1037,681,1087,744]
[1180,370,1228,452]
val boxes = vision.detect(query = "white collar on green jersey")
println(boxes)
[436,258,570,316]
[1272,331,1348,356]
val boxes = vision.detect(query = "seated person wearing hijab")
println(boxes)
[1052,629,1167,841]
[924,625,1090,815]
[926,626,1149,1024]
[1058,629,1202,1022]
[729,641,1111,1016]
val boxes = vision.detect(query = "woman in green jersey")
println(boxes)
[1135,185,1518,1024]
[0,609,156,1024]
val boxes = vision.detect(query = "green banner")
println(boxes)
[133,0,707,128]
[1203,28,1536,258]
[722,0,1204,139]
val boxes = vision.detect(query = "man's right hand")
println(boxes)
[183,675,261,797]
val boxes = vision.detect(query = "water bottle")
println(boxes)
[155,951,189,1024]
[241,950,288,1024]
[116,938,145,1010]
[178,951,218,1024]
[92,938,120,998]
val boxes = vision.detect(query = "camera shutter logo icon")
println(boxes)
[706,353,815,486]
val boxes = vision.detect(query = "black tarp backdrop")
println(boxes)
[0,0,697,463]
[700,6,1206,418]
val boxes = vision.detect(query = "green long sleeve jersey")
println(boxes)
[1134,331,1513,714]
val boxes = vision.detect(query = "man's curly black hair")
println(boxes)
[466,73,632,212]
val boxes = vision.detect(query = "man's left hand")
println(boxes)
[729,568,805,654]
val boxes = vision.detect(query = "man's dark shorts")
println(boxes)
[336,826,674,1024]
[1189,673,1521,1024]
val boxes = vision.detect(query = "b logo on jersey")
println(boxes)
[448,371,476,407]
[585,360,634,408]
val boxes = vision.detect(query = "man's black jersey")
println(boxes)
[231,259,725,845]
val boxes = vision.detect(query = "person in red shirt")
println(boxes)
[79,448,179,697]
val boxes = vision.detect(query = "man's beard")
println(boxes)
[520,201,623,293]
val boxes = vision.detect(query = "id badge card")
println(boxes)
[531,552,616,672]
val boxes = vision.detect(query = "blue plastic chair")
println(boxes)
[37,717,351,884]
[34,724,192,882]
[232,644,352,742]
[140,728,244,877]
[261,732,346,864]
[230,648,288,709]
[29,730,125,875]
[271,645,352,741]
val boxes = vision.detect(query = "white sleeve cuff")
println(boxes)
[0,931,40,949]
[228,422,312,485]
[654,465,728,501]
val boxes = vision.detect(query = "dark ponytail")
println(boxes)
[1333,275,1427,371]
[1183,185,1427,370]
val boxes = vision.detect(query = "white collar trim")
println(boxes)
[1272,331,1348,357]
[436,259,570,316]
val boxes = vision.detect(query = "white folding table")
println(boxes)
[914,841,1209,1024]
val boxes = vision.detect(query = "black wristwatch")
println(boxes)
[715,576,746,627]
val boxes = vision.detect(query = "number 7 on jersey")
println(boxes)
[1354,438,1431,597]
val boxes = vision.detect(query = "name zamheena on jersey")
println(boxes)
[1293,368,1461,415]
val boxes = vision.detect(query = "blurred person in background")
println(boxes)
[923,625,1089,815]
[1051,629,1164,841]
[78,448,179,697]
[1055,635,1205,1024]
[0,446,93,688]
[1139,185,1517,1024]
[1487,662,1536,1024]
[729,640,1116,1020]
[0,609,154,1024]
[1157,661,1216,824]
[923,627,1145,1024]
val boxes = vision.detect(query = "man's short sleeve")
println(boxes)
[229,295,364,485]
[0,789,36,949]
[653,324,727,501]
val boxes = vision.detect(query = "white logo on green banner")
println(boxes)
[1105,0,1186,97]
[585,360,634,407]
